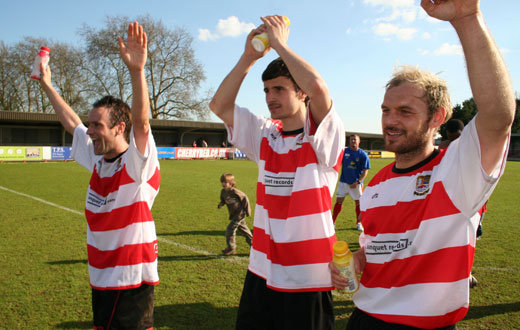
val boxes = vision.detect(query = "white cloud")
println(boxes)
[346,27,352,34]
[363,0,414,7]
[433,43,463,56]
[372,23,417,41]
[422,32,432,39]
[197,28,215,41]
[401,8,418,23]
[375,7,418,23]
[198,16,255,41]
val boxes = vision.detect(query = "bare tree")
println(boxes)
[80,15,210,120]
[0,38,88,114]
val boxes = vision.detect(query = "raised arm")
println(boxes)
[39,64,82,135]
[262,15,332,126]
[118,21,150,155]
[421,0,515,174]
[209,28,267,128]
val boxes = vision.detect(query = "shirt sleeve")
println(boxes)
[362,151,371,170]
[304,103,346,169]
[71,124,96,172]
[438,117,509,217]
[225,105,270,163]
[124,127,160,184]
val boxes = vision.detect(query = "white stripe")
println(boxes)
[85,182,157,213]
[88,261,159,288]
[249,249,333,290]
[363,212,479,264]
[270,211,335,243]
[354,278,469,317]
[362,171,434,211]
[1,185,248,265]
[253,205,335,243]
[87,221,157,251]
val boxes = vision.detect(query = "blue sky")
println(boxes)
[2,0,519,134]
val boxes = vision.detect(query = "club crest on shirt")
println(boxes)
[296,133,304,146]
[414,175,431,196]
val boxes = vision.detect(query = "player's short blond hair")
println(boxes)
[220,173,236,187]
[386,65,452,122]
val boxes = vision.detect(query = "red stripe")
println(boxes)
[260,138,318,173]
[87,241,158,269]
[86,201,153,232]
[366,306,468,329]
[90,164,135,197]
[362,182,460,235]
[147,167,161,191]
[256,183,332,219]
[368,149,445,186]
[333,149,344,172]
[252,227,336,266]
[362,245,475,288]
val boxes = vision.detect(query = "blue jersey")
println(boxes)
[339,147,370,184]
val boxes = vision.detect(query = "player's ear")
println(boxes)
[430,107,446,129]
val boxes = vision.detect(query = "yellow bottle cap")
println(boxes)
[333,241,348,255]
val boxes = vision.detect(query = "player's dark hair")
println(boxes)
[262,57,301,92]
[445,118,464,133]
[93,96,132,143]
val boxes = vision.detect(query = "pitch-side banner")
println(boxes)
[157,147,176,159]
[0,146,43,161]
[50,147,73,160]
[175,147,228,159]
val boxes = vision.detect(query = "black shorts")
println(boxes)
[346,308,456,330]
[236,270,335,330]
[92,283,154,330]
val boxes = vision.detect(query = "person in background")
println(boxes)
[331,0,515,329]
[218,173,253,256]
[332,134,370,230]
[438,118,464,149]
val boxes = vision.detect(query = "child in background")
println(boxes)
[218,173,253,256]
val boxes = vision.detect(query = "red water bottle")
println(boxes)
[30,47,50,80]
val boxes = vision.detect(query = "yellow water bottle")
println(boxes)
[251,16,290,52]
[332,241,359,294]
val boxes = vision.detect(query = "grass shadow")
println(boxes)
[47,259,88,265]
[154,302,238,329]
[55,321,91,329]
[465,301,520,320]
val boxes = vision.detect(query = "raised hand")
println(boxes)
[260,15,289,51]
[118,21,147,72]
[421,0,480,22]
[39,61,52,89]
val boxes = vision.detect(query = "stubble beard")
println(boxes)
[384,121,431,157]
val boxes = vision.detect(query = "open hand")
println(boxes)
[118,21,147,72]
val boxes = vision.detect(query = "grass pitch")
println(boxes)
[0,159,519,329]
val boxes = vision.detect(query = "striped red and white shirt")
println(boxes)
[354,118,508,328]
[72,125,161,290]
[227,104,345,292]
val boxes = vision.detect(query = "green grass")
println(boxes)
[0,159,519,329]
